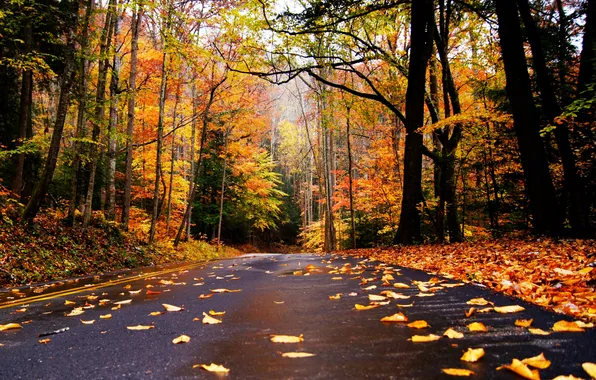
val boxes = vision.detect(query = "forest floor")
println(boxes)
[0,208,240,287]
[342,238,596,322]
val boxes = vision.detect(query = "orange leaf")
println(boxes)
[38,338,50,344]
[409,334,441,342]
[528,328,550,336]
[195,363,229,373]
[467,322,487,332]
[0,323,22,332]
[497,359,540,380]
[381,313,408,323]
[515,319,533,327]
[521,353,551,369]
[552,320,584,332]
[443,328,464,339]
[460,348,485,362]
[442,368,474,376]
[354,304,379,311]
[407,320,430,329]
[146,290,162,295]
[270,334,304,343]
[466,298,490,306]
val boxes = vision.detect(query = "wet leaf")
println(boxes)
[66,308,85,317]
[329,294,342,300]
[368,294,387,302]
[442,368,475,376]
[100,314,112,319]
[15,308,27,313]
[407,320,429,329]
[274,301,285,304]
[465,307,476,318]
[172,335,190,344]
[362,285,377,291]
[574,321,594,328]
[149,311,163,316]
[209,310,225,316]
[111,304,121,311]
[467,322,487,332]
[528,328,551,336]
[202,312,222,324]
[198,294,213,299]
[127,325,154,330]
[494,305,525,313]
[416,292,435,297]
[281,352,316,358]
[38,338,50,344]
[80,320,95,325]
[64,300,76,306]
[381,313,408,322]
[195,363,229,373]
[466,298,490,306]
[552,320,584,332]
[497,359,540,380]
[146,290,161,295]
[515,319,533,327]
[396,303,414,307]
[354,304,379,311]
[331,276,343,280]
[128,289,142,295]
[162,303,183,312]
[582,362,596,378]
[521,353,551,369]
[0,323,22,332]
[460,348,485,362]
[210,288,242,293]
[393,283,410,289]
[409,334,441,342]
[270,334,304,343]
[114,299,132,305]
[443,328,464,339]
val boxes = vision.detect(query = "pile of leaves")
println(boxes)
[0,208,239,287]
[342,239,596,321]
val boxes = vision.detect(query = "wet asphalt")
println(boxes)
[0,253,595,379]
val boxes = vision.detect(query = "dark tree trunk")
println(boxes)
[106,3,121,221]
[346,105,356,249]
[395,0,434,245]
[495,0,562,235]
[21,0,79,223]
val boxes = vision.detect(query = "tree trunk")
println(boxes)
[165,75,181,233]
[395,0,434,245]
[122,5,143,229]
[106,3,121,220]
[217,132,229,243]
[186,83,197,239]
[11,18,33,199]
[346,105,356,249]
[495,0,561,235]
[21,0,79,223]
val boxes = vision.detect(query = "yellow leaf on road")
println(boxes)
[172,335,190,344]
[80,320,95,325]
[468,322,488,332]
[393,283,410,289]
[209,310,225,316]
[407,320,429,329]
[38,338,50,344]
[0,323,22,332]
[202,312,222,324]
[195,363,229,373]
[409,334,441,342]
[528,328,550,335]
[281,352,316,358]
[466,298,490,306]
[460,348,485,362]
[329,294,342,300]
[553,320,584,332]
[552,375,583,380]
[64,300,76,306]
[442,368,474,376]
[355,304,379,311]
[521,353,551,369]
[162,303,183,312]
[100,314,112,319]
[210,288,242,293]
[270,334,304,343]
[66,308,85,317]
[149,311,163,316]
[368,294,386,302]
[515,319,533,327]
[582,362,596,378]
[443,328,464,339]
[114,299,132,305]
[497,359,540,380]
[381,313,408,323]
[494,305,525,313]
[127,325,154,330]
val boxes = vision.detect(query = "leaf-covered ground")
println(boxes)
[0,210,240,287]
[342,239,596,322]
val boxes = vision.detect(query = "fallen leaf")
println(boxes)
[39,338,50,344]
[100,314,112,319]
[515,319,533,327]
[162,303,183,312]
[127,325,155,330]
[354,304,379,311]
[80,320,95,325]
[195,363,229,373]
[443,328,464,339]
[396,302,414,307]
[521,353,551,369]
[198,294,213,299]
[442,368,475,376]
[528,328,551,335]
[460,347,485,362]
[64,300,76,306]
[0,323,22,332]
[128,289,142,295]
[407,320,430,329]
[494,305,525,313]
[416,292,435,297]
[393,283,410,289]
[574,321,594,329]
[114,299,132,305]
[146,290,162,295]
[209,310,225,316]
[274,301,285,304]
[465,307,475,318]
[329,294,342,300]
[270,334,304,343]
[582,362,596,378]
[368,294,387,302]
[15,308,27,313]
[210,288,242,293]
[172,335,190,344]
[111,304,121,311]
[467,322,487,332]
[551,375,583,380]
[497,359,540,380]
[553,320,584,332]
[66,308,85,317]
[409,334,441,342]
[362,285,377,291]
[381,313,408,322]
[331,276,343,280]
[149,311,163,316]
[466,298,490,306]
[202,312,222,324]
[281,352,316,358]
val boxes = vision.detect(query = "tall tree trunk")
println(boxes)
[11,18,33,199]
[21,0,80,223]
[217,132,229,243]
[186,83,197,238]
[106,3,121,220]
[495,0,562,235]
[122,5,143,229]
[346,105,356,249]
[395,0,434,245]
[68,0,95,222]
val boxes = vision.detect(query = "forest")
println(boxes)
[0,0,594,261]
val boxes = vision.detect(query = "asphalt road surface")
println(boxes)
[1,253,595,379]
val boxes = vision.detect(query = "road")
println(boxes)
[0,253,594,379]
